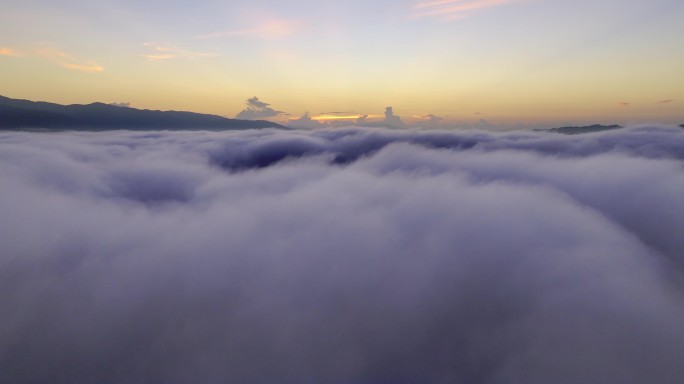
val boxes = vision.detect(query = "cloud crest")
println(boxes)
[235,96,287,120]
[289,112,325,129]
[1,125,684,383]
[383,106,405,128]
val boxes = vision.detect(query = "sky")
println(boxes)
[1,0,683,128]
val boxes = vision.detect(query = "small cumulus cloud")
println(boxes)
[618,102,631,107]
[197,18,301,40]
[289,112,326,129]
[383,106,405,128]
[109,102,131,108]
[143,43,218,61]
[420,114,445,128]
[412,0,522,21]
[657,99,674,104]
[351,109,407,129]
[236,97,287,120]
[352,108,406,128]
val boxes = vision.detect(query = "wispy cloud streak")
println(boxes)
[412,0,521,20]
[1,44,104,73]
[143,43,218,61]
[35,44,104,73]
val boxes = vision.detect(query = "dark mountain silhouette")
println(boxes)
[536,124,623,135]
[0,95,285,130]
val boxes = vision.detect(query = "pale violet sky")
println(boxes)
[1,0,683,127]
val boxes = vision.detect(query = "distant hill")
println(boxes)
[0,95,285,130]
[536,124,623,135]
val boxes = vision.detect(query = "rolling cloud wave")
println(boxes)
[1,125,684,383]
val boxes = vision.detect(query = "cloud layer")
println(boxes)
[1,125,684,383]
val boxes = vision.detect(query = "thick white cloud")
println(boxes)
[1,125,684,383]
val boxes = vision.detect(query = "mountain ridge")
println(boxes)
[0,95,285,130]
[535,124,623,135]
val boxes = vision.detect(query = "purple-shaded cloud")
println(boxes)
[1,125,684,383]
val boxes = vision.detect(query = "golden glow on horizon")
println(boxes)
[312,114,383,121]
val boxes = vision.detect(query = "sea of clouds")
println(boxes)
[1,125,684,383]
